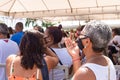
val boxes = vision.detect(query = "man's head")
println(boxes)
[15,22,23,32]
[0,23,9,39]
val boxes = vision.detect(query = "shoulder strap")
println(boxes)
[10,56,16,76]
[41,58,49,80]
[50,48,63,65]
[36,69,39,80]
[107,58,110,80]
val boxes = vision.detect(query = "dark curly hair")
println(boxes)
[112,28,120,35]
[19,30,46,69]
[46,26,62,44]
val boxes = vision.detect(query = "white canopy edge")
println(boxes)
[6,5,120,21]
[0,0,120,21]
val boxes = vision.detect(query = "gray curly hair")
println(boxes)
[83,20,112,52]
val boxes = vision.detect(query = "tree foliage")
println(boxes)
[25,18,37,27]
[41,21,56,28]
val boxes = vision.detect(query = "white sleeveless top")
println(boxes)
[81,60,116,80]
[49,48,72,80]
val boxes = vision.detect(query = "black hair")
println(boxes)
[47,26,62,44]
[15,22,23,30]
[34,26,44,33]
[20,30,46,69]
[112,28,120,35]
[0,23,9,38]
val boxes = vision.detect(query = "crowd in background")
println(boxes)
[0,20,118,80]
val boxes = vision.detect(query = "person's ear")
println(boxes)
[51,35,54,41]
[84,38,91,48]
[47,36,54,44]
[86,38,91,43]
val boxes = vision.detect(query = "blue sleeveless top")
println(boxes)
[41,58,49,80]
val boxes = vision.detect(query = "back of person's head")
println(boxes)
[8,27,14,34]
[34,26,44,33]
[62,30,68,37]
[83,20,112,52]
[46,26,62,44]
[19,30,46,69]
[77,26,81,31]
[77,25,85,31]
[0,23,9,38]
[81,25,85,31]
[15,22,23,32]
[70,29,74,33]
[58,24,62,29]
[112,28,120,35]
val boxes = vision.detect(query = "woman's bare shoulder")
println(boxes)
[6,54,16,64]
[73,67,95,80]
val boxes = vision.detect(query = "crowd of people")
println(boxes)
[0,20,118,80]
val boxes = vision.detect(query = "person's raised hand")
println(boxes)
[64,38,80,59]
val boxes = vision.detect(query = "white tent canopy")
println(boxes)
[0,0,120,21]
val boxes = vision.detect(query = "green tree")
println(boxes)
[41,21,56,28]
[25,18,37,27]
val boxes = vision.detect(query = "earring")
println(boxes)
[48,39,51,41]
[84,45,88,48]
[84,46,86,48]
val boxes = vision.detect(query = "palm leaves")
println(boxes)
[25,18,57,28]
[25,18,37,27]
[41,21,56,28]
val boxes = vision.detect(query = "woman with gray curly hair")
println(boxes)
[65,21,116,80]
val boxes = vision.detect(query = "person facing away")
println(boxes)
[6,30,59,80]
[108,28,120,64]
[0,23,19,80]
[33,25,44,33]
[65,20,116,80]
[11,22,24,45]
[44,26,72,80]
[7,27,15,38]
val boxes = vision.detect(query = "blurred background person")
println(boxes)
[33,25,44,33]
[69,29,75,41]
[59,30,68,48]
[108,28,120,64]
[11,22,24,46]
[7,27,15,38]
[0,23,19,80]
[75,25,85,39]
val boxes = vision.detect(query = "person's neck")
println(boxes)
[16,30,22,33]
[86,52,103,62]
[51,44,59,48]
[0,36,7,39]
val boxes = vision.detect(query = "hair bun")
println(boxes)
[58,24,62,29]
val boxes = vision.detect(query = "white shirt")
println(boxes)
[81,59,116,80]
[0,39,19,80]
[49,48,72,80]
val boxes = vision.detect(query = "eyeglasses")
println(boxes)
[79,33,89,39]
[76,34,88,43]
